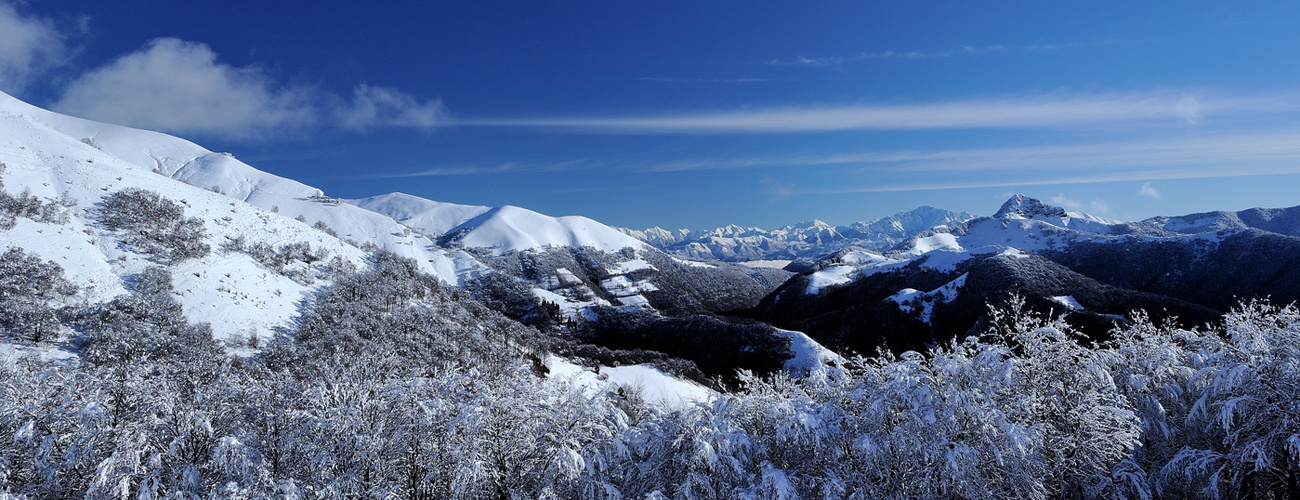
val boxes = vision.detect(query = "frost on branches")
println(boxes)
[2,254,1299,499]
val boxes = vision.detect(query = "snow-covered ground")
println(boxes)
[738,259,792,269]
[545,355,714,408]
[889,273,969,324]
[778,329,842,376]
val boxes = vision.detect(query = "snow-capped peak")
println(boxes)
[993,194,1070,220]
[439,205,647,255]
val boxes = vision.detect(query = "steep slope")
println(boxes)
[0,94,374,342]
[0,90,485,285]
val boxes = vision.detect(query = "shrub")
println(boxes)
[100,188,210,262]
[0,247,79,343]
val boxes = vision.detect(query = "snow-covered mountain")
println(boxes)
[619,206,974,262]
[0,90,488,287]
[750,194,1300,354]
[0,89,827,397]
[350,193,648,255]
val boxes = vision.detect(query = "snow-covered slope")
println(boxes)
[0,90,485,286]
[0,91,380,342]
[440,205,647,255]
[348,192,491,236]
[350,191,647,256]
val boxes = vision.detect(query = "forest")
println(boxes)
[2,243,1299,499]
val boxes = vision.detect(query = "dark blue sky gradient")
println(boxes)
[7,1,1300,228]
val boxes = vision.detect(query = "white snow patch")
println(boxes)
[805,266,858,295]
[2,342,78,366]
[778,329,841,376]
[672,256,716,268]
[612,258,656,274]
[601,275,659,296]
[1049,295,1084,311]
[836,250,894,266]
[738,259,792,269]
[545,355,713,408]
[615,294,652,308]
[905,232,963,255]
[888,273,968,324]
[348,192,490,236]
[915,249,971,272]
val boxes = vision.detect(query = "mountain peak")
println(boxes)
[993,194,1068,220]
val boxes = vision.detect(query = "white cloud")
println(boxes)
[1175,96,1201,124]
[0,2,67,92]
[1139,182,1162,200]
[463,92,1300,133]
[1050,194,1081,209]
[53,38,317,139]
[338,84,448,129]
[1049,194,1111,215]
[52,38,447,139]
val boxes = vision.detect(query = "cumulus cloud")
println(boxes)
[1139,181,1162,200]
[338,84,448,130]
[0,2,68,92]
[52,38,317,138]
[52,38,447,139]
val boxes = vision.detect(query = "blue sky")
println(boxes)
[2,1,1299,229]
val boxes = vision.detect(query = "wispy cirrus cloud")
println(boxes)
[460,91,1299,133]
[790,132,1300,193]
[631,77,770,84]
[766,40,1120,67]
[377,159,596,178]
[385,130,1300,194]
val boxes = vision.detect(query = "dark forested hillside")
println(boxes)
[1042,230,1300,310]
[748,252,1222,355]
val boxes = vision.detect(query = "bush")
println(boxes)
[76,266,222,366]
[0,163,75,228]
[0,247,79,343]
[100,188,210,262]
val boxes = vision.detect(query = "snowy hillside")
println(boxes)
[348,192,491,236]
[0,89,820,407]
[0,90,486,286]
[438,205,647,255]
[0,91,377,343]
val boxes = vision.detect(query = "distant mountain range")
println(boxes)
[746,194,1300,355]
[618,205,975,262]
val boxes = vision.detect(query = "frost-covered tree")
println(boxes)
[0,247,78,343]
[100,188,209,262]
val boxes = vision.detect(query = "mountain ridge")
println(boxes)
[618,206,976,262]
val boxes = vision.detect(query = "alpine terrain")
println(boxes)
[2,89,1300,498]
